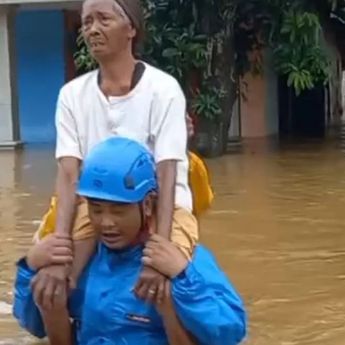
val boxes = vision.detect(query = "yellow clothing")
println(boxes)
[188,151,214,217]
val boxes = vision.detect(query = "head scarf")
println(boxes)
[115,0,144,45]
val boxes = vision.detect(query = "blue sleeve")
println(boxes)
[12,258,46,339]
[12,257,88,341]
[171,246,247,345]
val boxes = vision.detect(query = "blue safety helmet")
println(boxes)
[77,137,158,203]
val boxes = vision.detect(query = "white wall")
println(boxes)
[0,5,19,145]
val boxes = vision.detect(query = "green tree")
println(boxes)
[236,0,339,95]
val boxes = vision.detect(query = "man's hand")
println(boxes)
[142,234,189,278]
[31,265,69,311]
[134,266,167,304]
[27,234,73,270]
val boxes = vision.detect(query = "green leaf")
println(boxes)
[162,48,180,58]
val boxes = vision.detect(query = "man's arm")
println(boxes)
[12,258,46,339]
[13,257,73,345]
[33,266,74,345]
[143,236,247,345]
[171,259,247,345]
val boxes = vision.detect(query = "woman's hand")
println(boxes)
[27,234,73,270]
[186,113,195,139]
[134,266,167,304]
[155,280,197,345]
[155,281,174,317]
[142,235,189,278]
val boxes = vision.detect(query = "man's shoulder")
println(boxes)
[193,245,217,263]
[193,245,226,277]
[59,70,98,100]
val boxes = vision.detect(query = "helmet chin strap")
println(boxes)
[130,202,150,246]
[139,202,145,231]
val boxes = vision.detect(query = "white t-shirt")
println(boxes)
[55,62,192,211]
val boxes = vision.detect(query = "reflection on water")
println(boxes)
[0,146,56,345]
[1,137,345,344]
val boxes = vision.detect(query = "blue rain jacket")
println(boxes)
[13,244,247,345]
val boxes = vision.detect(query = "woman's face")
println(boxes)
[87,195,154,250]
[81,0,135,61]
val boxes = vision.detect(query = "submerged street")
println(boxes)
[1,133,345,344]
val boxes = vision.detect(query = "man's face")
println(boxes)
[81,0,136,60]
[87,195,154,250]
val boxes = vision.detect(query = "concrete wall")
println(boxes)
[240,72,267,138]
[322,29,343,124]
[15,9,65,143]
[228,98,241,139]
[264,51,279,135]
[240,50,279,138]
[0,5,20,145]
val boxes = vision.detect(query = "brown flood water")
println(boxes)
[1,136,345,345]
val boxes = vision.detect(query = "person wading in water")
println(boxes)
[14,137,246,345]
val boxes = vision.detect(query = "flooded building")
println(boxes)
[0,0,80,146]
[235,28,344,140]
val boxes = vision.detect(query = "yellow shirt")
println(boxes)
[188,152,214,217]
